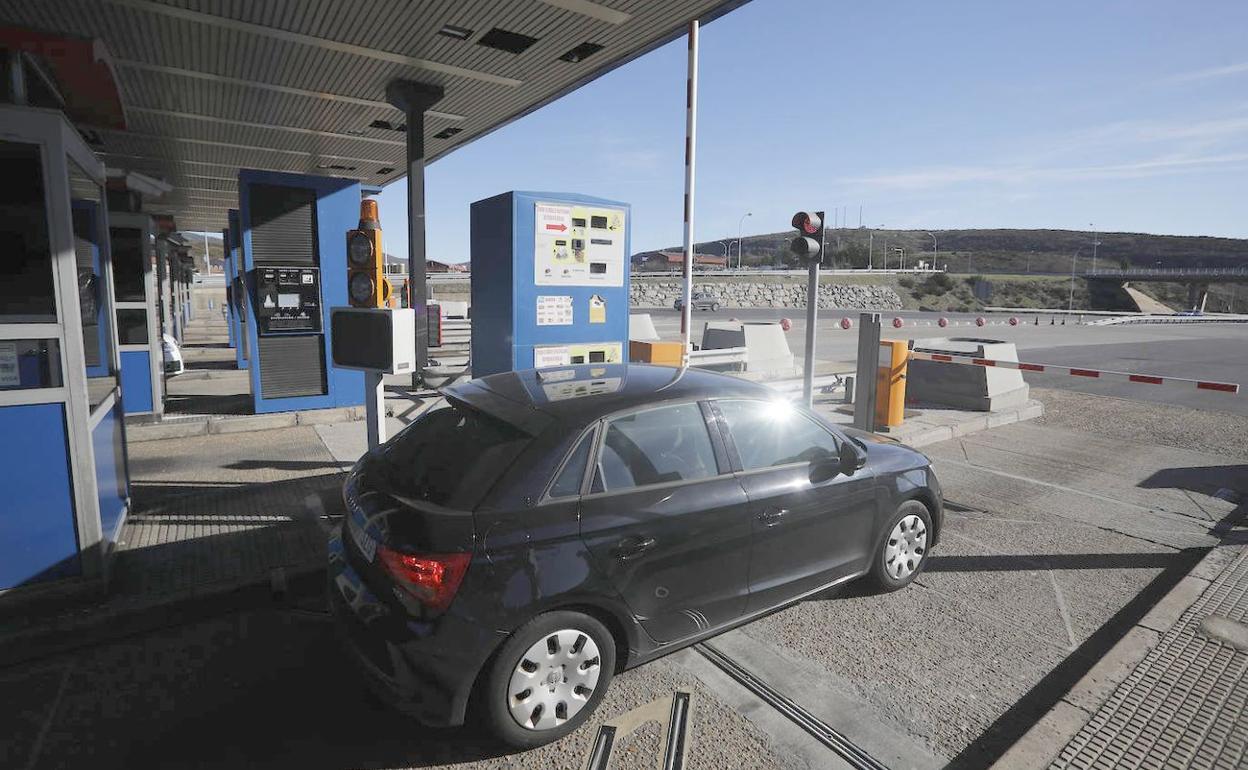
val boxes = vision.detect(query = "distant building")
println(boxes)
[632,250,728,271]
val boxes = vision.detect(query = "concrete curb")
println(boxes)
[883,400,1044,449]
[0,560,327,668]
[990,540,1248,769]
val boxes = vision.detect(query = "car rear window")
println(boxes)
[375,400,532,510]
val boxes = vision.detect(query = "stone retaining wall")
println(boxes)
[630,279,903,310]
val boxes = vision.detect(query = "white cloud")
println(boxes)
[1158,61,1248,85]
[849,152,1248,190]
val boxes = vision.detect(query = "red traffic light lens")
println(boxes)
[791,211,822,235]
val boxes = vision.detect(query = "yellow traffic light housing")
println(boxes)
[346,199,392,308]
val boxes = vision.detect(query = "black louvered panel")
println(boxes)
[250,184,317,267]
[258,335,326,399]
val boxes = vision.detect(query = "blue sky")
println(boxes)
[377,0,1248,263]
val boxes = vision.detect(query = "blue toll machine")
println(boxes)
[238,170,364,414]
[470,191,631,377]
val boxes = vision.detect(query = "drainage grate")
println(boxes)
[1050,550,1248,770]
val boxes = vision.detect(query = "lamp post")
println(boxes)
[1090,223,1099,273]
[1068,250,1079,311]
[925,231,936,272]
[736,211,752,269]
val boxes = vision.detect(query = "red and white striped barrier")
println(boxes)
[906,349,1240,394]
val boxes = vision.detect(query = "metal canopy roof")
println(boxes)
[2,0,747,232]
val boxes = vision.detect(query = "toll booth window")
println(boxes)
[116,309,149,345]
[0,141,56,323]
[0,338,63,390]
[110,226,146,302]
[68,159,118,411]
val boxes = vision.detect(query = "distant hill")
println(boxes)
[672,228,1248,274]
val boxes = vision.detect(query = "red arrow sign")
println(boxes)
[545,223,567,232]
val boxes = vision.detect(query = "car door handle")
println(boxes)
[612,537,656,560]
[758,508,789,527]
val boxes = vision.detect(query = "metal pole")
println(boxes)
[1090,223,1098,273]
[386,80,444,389]
[853,312,881,431]
[364,369,386,448]
[868,230,873,269]
[736,212,751,269]
[679,20,699,365]
[927,231,936,270]
[802,221,824,406]
[1068,250,1078,311]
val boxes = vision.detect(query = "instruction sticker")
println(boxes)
[589,294,606,324]
[534,201,626,287]
[536,295,574,326]
[0,342,17,387]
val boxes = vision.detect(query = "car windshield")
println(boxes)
[374,399,532,510]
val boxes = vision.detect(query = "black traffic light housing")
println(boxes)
[790,210,825,265]
[346,199,391,308]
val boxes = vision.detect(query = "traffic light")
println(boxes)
[789,210,824,264]
[346,199,392,308]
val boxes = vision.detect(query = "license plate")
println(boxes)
[348,514,377,563]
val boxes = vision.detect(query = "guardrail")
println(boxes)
[688,346,748,369]
[426,267,945,281]
[1086,314,1248,326]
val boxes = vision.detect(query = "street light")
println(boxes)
[868,224,884,270]
[737,211,752,269]
[925,231,936,271]
[1069,249,1079,311]
[1090,223,1099,273]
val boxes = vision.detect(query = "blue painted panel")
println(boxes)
[238,170,364,414]
[470,191,631,377]
[0,403,81,589]
[120,350,153,413]
[229,209,249,369]
[92,400,129,544]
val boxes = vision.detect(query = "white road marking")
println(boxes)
[1047,571,1079,651]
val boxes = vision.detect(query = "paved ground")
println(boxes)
[5,387,1246,769]
[643,307,1248,414]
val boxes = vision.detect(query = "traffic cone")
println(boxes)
[1050,317,1055,325]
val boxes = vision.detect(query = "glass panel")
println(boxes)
[0,141,56,323]
[109,226,146,302]
[375,401,533,511]
[549,431,593,498]
[597,403,717,492]
[67,159,117,411]
[716,399,840,470]
[115,309,148,345]
[0,338,63,390]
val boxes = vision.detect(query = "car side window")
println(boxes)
[592,403,718,493]
[716,399,840,471]
[549,430,594,499]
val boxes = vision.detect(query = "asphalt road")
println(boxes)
[5,395,1246,770]
[643,307,1248,415]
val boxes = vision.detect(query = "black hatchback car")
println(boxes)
[328,364,942,748]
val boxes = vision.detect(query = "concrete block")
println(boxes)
[208,413,297,434]
[951,414,989,437]
[990,700,1091,770]
[295,407,356,426]
[742,322,795,373]
[629,313,659,341]
[126,419,210,443]
[700,321,745,350]
[987,407,1024,428]
[1062,625,1161,712]
[1016,400,1045,421]
[908,337,1030,411]
[1138,575,1211,634]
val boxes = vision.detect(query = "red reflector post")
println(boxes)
[378,548,471,611]
[1069,368,1100,378]
[1128,375,1164,385]
[1197,381,1240,393]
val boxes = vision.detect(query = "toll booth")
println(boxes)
[237,170,363,414]
[0,105,131,596]
[108,213,163,417]
[470,191,631,377]
[227,209,249,369]
[222,223,236,349]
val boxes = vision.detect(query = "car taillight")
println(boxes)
[377,547,471,612]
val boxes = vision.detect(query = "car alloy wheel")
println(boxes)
[884,514,927,580]
[507,629,602,731]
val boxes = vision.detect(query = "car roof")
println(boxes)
[444,363,775,432]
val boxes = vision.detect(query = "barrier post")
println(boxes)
[853,312,881,431]
[875,340,909,428]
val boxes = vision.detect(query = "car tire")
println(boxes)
[711,303,720,312]
[867,500,933,592]
[479,611,616,749]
